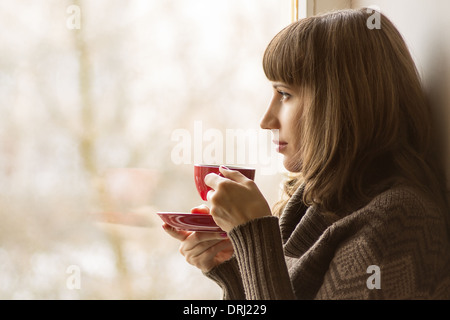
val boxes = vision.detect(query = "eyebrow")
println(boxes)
[272,82,292,90]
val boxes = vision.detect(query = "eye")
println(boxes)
[277,90,291,102]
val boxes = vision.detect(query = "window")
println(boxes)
[0,0,292,299]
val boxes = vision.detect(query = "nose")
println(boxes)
[260,95,281,130]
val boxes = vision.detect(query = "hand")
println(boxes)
[162,205,234,273]
[204,166,272,232]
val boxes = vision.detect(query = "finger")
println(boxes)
[187,239,232,263]
[189,240,233,262]
[181,239,221,257]
[190,204,210,214]
[182,231,228,251]
[204,239,233,257]
[162,224,191,241]
[213,239,233,255]
[204,172,228,189]
[206,189,214,202]
[219,166,249,183]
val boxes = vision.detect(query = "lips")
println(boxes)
[273,140,288,152]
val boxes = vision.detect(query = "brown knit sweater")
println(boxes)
[205,184,450,299]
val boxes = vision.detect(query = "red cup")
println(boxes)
[194,164,256,201]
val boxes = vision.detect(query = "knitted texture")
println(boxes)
[205,184,450,299]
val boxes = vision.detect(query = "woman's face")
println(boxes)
[260,81,304,172]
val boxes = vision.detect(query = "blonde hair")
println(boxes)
[264,8,448,216]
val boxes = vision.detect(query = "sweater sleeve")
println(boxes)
[227,216,296,300]
[204,256,246,300]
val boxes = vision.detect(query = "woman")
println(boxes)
[164,8,450,299]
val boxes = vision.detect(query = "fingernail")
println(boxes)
[220,232,228,238]
[220,165,231,170]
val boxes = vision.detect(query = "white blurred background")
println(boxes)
[0,0,290,299]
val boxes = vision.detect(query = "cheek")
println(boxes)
[282,107,304,161]
[280,108,300,142]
